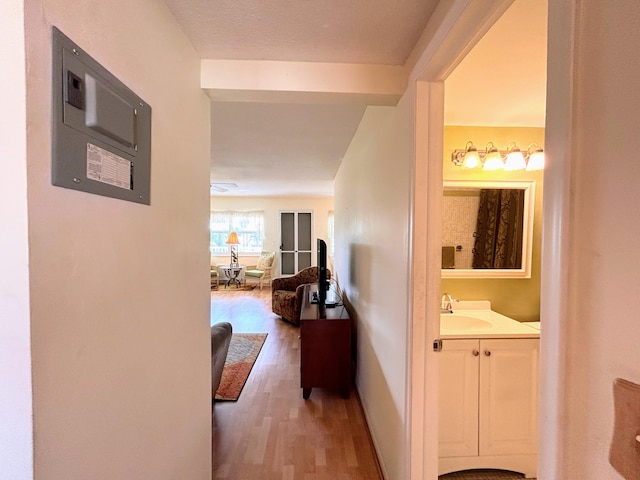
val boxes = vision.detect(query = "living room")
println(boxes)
[209,196,334,279]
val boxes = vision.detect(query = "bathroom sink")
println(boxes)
[441,314,492,330]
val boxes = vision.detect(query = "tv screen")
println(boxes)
[317,238,327,306]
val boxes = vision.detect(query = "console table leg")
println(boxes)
[303,388,311,399]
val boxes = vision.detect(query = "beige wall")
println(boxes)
[25,1,212,478]
[441,126,544,322]
[209,195,333,273]
[0,1,33,478]
[334,91,414,479]
[546,0,640,477]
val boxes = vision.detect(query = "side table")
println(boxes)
[220,265,244,288]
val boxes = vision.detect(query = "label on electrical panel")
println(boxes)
[86,143,132,190]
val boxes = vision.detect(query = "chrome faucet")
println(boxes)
[441,293,457,313]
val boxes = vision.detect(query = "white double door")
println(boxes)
[279,211,313,275]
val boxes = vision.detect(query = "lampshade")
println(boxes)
[462,142,480,169]
[482,143,504,171]
[504,145,527,171]
[526,145,545,171]
[226,231,240,245]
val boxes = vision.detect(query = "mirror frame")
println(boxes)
[441,180,536,279]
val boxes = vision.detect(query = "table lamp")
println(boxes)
[226,231,240,267]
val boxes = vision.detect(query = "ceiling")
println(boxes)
[164,0,547,197]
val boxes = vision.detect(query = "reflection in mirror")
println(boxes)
[442,180,535,279]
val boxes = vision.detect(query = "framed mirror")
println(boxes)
[441,180,535,278]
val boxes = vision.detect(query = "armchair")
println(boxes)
[245,251,276,289]
[271,266,331,326]
[211,261,219,287]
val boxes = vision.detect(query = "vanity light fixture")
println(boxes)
[451,141,545,171]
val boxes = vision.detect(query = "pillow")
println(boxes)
[256,252,274,270]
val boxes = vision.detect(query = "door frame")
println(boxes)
[411,0,574,478]
[407,0,556,477]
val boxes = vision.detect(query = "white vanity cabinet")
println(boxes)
[438,337,539,478]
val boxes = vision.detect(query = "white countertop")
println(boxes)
[440,301,540,339]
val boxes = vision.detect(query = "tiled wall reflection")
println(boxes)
[442,195,479,269]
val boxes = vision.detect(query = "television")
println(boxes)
[317,238,328,306]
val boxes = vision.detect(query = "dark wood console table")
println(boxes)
[299,284,351,399]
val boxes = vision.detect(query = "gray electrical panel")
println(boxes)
[52,27,152,204]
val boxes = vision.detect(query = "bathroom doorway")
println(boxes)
[409,0,549,478]
[438,1,546,478]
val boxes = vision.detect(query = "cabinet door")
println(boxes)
[300,318,351,394]
[478,338,539,456]
[439,339,479,458]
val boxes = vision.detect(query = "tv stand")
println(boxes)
[300,284,351,399]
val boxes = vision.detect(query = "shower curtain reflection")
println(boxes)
[472,189,525,269]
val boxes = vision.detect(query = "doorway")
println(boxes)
[410,1,549,478]
[279,211,313,275]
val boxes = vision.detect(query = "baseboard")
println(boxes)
[353,385,388,480]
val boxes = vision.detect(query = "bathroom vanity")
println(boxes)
[438,302,540,479]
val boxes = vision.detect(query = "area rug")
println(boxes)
[211,283,256,292]
[215,333,267,401]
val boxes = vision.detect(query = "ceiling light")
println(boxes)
[210,182,238,193]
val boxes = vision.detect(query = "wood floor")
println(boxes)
[211,285,382,480]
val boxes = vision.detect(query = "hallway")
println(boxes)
[211,287,381,479]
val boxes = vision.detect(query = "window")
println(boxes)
[210,211,264,254]
[328,210,335,257]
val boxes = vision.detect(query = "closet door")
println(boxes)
[280,211,313,275]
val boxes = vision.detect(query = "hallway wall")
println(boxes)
[24,0,212,478]
[334,90,414,479]
[0,1,33,479]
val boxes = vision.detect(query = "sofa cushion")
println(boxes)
[244,269,263,278]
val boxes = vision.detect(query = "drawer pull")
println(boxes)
[472,350,480,356]
[484,350,491,356]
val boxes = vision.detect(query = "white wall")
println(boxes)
[25,1,212,478]
[334,92,414,478]
[545,0,640,477]
[0,1,33,479]
[210,196,333,272]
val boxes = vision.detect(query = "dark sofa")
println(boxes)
[211,322,232,399]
